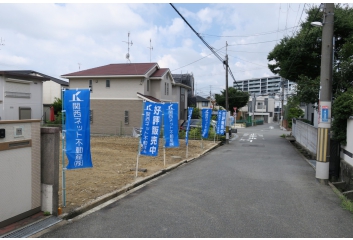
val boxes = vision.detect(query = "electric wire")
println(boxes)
[169,3,241,89]
[200,26,300,38]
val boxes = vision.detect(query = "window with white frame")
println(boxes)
[202,102,208,107]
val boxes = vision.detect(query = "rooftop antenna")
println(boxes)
[0,37,4,50]
[78,63,81,71]
[147,39,153,62]
[123,32,133,63]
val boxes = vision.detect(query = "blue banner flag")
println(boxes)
[216,110,227,135]
[140,102,163,156]
[163,103,179,148]
[64,89,93,169]
[185,107,193,146]
[201,108,212,138]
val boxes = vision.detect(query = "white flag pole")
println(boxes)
[136,101,146,178]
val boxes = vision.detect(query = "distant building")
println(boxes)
[172,73,194,106]
[233,76,296,96]
[188,95,211,109]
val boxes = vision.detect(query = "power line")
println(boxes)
[169,3,241,89]
[227,39,279,46]
[200,26,300,38]
[285,4,322,78]
[171,46,226,72]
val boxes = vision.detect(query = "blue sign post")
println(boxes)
[216,110,227,135]
[201,108,212,138]
[163,103,179,148]
[185,107,193,146]
[140,102,163,157]
[64,89,93,170]
[185,107,193,158]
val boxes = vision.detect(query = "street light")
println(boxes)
[311,21,323,27]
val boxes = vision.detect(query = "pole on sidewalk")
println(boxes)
[225,42,229,144]
[316,3,334,184]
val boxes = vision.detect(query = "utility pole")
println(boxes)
[225,42,229,144]
[281,78,284,128]
[316,3,334,184]
[252,93,255,126]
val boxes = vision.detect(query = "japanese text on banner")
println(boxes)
[140,102,163,156]
[64,89,93,169]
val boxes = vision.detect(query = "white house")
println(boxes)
[0,71,50,121]
[240,95,275,123]
[61,63,191,135]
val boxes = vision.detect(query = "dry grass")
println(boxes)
[59,136,218,214]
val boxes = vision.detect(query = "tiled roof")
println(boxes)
[62,63,158,77]
[150,68,169,78]
[195,95,209,102]
[137,92,161,102]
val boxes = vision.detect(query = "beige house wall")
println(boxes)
[43,81,62,104]
[90,99,143,135]
[69,77,145,99]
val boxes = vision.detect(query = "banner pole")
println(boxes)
[136,101,145,178]
[61,88,66,208]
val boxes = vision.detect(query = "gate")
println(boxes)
[329,139,341,180]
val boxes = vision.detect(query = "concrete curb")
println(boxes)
[59,141,222,221]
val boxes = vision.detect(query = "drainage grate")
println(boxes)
[1,216,61,238]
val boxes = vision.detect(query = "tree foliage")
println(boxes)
[215,87,250,113]
[332,89,353,144]
[284,96,304,128]
[268,4,353,104]
[52,97,62,115]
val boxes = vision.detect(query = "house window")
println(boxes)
[89,80,93,92]
[125,111,129,125]
[90,110,93,123]
[106,80,110,88]
[257,102,265,109]
[19,107,31,120]
[202,102,208,107]
[147,79,150,91]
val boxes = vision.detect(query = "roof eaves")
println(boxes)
[61,75,145,79]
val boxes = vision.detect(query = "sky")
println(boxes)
[0,1,325,99]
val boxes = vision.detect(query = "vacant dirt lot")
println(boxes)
[59,136,219,214]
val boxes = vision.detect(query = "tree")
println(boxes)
[332,89,353,144]
[268,4,353,104]
[284,96,304,128]
[191,107,201,119]
[52,97,62,115]
[215,87,250,113]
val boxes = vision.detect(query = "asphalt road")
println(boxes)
[41,123,353,237]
